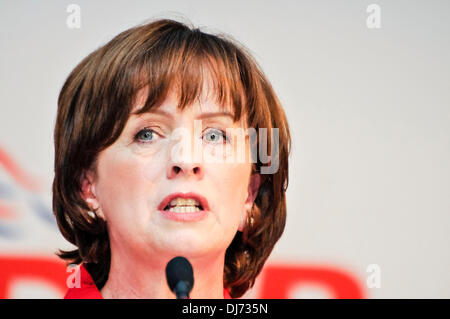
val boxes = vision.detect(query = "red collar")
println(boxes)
[65,264,232,299]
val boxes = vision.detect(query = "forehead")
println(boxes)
[132,84,238,121]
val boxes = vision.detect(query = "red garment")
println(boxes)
[65,264,232,299]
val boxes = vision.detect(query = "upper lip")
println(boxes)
[158,192,210,211]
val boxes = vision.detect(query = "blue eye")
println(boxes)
[135,128,155,143]
[204,128,229,144]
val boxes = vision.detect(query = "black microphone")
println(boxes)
[165,256,194,299]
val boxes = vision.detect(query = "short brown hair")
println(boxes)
[53,18,291,298]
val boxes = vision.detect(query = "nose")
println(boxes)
[167,160,204,180]
[165,121,205,180]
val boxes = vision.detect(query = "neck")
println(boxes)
[100,244,226,299]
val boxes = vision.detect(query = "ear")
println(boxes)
[238,173,261,232]
[80,170,105,220]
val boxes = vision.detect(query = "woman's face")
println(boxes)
[84,87,259,261]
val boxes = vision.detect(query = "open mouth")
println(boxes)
[164,197,203,213]
[164,204,204,212]
[160,194,208,213]
[159,192,210,221]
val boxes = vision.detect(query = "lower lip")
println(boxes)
[158,209,210,222]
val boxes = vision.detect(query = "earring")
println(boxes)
[247,214,254,228]
[87,210,97,219]
[247,204,255,228]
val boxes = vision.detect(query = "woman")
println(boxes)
[53,18,291,299]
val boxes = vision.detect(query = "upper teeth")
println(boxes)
[169,198,200,207]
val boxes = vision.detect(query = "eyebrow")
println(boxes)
[135,109,235,121]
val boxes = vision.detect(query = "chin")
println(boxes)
[159,233,221,258]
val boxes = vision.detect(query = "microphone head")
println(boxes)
[165,256,194,295]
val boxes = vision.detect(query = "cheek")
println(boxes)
[211,163,251,220]
[94,148,161,221]
[98,154,141,198]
